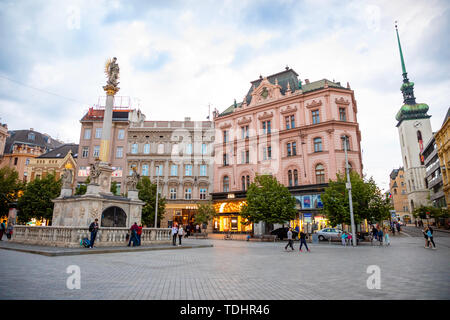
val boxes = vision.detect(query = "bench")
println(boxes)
[189,232,208,239]
[260,235,277,242]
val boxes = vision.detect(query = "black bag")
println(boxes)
[89,223,94,232]
[126,233,130,241]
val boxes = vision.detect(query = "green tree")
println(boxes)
[0,167,23,217]
[240,174,297,228]
[322,172,391,226]
[194,201,216,227]
[412,205,442,221]
[17,173,62,224]
[75,176,90,195]
[110,181,118,195]
[137,177,166,227]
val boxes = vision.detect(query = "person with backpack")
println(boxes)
[0,220,6,241]
[299,230,310,252]
[284,228,294,251]
[88,219,99,248]
[422,227,429,248]
[128,222,139,247]
[426,227,436,249]
[172,224,178,246]
[178,225,184,246]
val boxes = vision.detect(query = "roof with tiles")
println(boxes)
[4,129,62,154]
[37,143,79,159]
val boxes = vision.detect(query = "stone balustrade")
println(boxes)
[11,226,171,248]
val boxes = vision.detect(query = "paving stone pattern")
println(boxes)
[0,234,449,300]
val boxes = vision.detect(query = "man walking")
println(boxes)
[427,226,436,249]
[0,220,6,241]
[136,224,143,246]
[88,219,99,248]
[128,222,139,247]
[284,228,294,251]
[396,222,401,233]
[299,230,310,252]
[172,224,178,246]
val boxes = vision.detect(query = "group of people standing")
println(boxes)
[422,226,436,249]
[284,227,310,252]
[370,225,391,246]
[127,222,143,247]
[0,220,13,241]
[171,224,185,246]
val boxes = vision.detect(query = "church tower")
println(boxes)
[395,23,432,214]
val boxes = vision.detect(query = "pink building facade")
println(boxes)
[211,68,363,235]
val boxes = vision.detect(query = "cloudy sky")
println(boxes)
[0,0,449,191]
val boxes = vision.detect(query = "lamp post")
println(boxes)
[342,136,356,246]
[154,165,160,228]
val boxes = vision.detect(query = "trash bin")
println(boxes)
[312,233,319,244]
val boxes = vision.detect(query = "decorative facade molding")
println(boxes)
[219,122,232,129]
[257,111,274,121]
[280,105,298,115]
[249,77,283,107]
[335,97,350,105]
[237,116,252,125]
[305,100,323,109]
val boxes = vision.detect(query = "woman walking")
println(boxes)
[178,225,184,246]
[341,232,347,246]
[422,227,429,248]
[426,228,436,249]
[384,227,390,246]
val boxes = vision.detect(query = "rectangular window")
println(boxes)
[245,150,249,164]
[292,142,297,156]
[155,165,163,176]
[170,165,178,176]
[142,164,149,176]
[186,143,192,154]
[223,130,228,143]
[170,188,177,200]
[201,143,207,154]
[262,121,266,134]
[314,138,322,152]
[339,108,347,121]
[262,120,271,134]
[185,188,192,200]
[116,146,123,158]
[200,188,207,200]
[82,147,89,158]
[143,143,150,154]
[241,126,249,139]
[285,116,290,130]
[93,146,100,158]
[291,115,295,129]
[131,143,138,154]
[185,164,192,176]
[268,146,271,159]
[200,164,207,176]
[84,128,91,140]
[287,143,292,156]
[312,110,320,124]
[14,157,18,165]
[118,129,125,140]
[95,128,102,139]
[223,153,228,166]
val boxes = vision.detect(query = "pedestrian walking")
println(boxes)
[396,222,401,233]
[384,228,390,246]
[128,222,139,247]
[172,224,178,246]
[377,228,383,246]
[284,228,294,251]
[372,225,378,241]
[136,224,143,246]
[426,228,436,249]
[422,227,429,248]
[185,225,190,238]
[391,222,396,236]
[299,231,310,252]
[88,219,99,248]
[178,225,184,246]
[0,220,6,241]
[341,232,348,246]
[347,232,353,246]
[196,224,199,233]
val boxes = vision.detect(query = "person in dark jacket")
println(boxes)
[396,222,401,233]
[88,219,99,248]
[136,224,143,246]
[128,222,139,247]
[299,231,310,252]
[372,225,378,240]
[0,220,6,241]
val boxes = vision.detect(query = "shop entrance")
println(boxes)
[101,206,127,227]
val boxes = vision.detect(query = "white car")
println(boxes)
[316,228,342,241]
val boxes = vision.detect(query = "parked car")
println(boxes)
[316,228,342,241]
[270,227,299,240]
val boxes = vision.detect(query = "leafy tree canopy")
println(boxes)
[17,173,61,224]
[321,171,391,226]
[194,201,216,226]
[137,176,166,227]
[0,167,24,216]
[241,174,297,225]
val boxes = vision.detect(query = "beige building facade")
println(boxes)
[435,108,450,207]
[389,167,411,223]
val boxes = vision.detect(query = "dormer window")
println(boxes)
[28,132,35,141]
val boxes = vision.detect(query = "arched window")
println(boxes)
[394,189,397,195]
[246,175,250,189]
[242,176,246,190]
[288,170,293,187]
[294,169,298,186]
[315,164,325,184]
[223,176,229,192]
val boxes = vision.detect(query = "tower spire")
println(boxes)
[395,21,416,105]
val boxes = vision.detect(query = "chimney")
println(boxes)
[305,79,310,84]
[184,117,191,121]
[30,128,34,131]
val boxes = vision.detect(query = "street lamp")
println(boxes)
[342,136,356,246]
[155,165,160,228]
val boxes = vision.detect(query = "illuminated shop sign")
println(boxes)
[294,195,323,209]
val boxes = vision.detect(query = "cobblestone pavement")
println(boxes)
[401,226,450,238]
[0,236,449,300]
